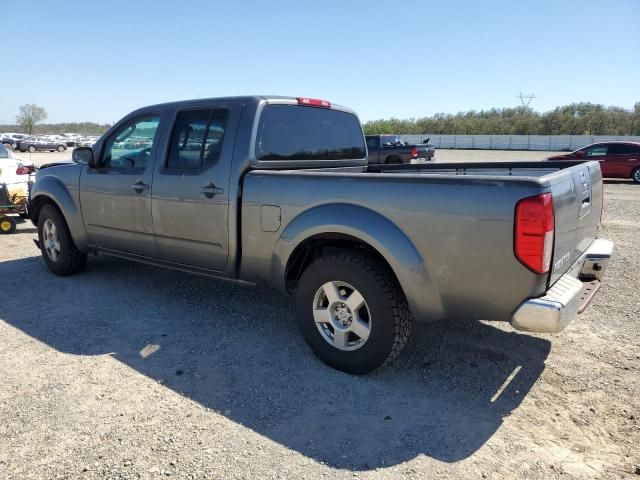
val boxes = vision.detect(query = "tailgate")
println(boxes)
[548,162,602,285]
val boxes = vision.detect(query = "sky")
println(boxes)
[1,0,638,125]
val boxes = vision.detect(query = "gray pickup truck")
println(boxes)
[29,95,613,374]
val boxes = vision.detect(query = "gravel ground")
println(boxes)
[0,151,638,479]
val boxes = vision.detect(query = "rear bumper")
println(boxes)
[510,238,613,333]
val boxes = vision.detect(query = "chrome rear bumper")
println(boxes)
[510,238,613,333]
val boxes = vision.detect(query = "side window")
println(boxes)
[609,144,636,155]
[167,109,229,170]
[102,115,160,169]
[584,145,607,157]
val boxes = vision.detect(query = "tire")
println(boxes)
[28,145,36,153]
[632,167,640,184]
[295,251,413,374]
[2,143,13,151]
[385,156,401,165]
[0,216,17,234]
[57,145,65,152]
[37,204,87,276]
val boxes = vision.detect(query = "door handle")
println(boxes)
[200,182,224,198]
[628,159,637,161]
[129,180,149,193]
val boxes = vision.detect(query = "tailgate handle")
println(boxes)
[581,196,590,207]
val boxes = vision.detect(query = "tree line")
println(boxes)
[5,101,640,137]
[0,122,110,135]
[363,102,640,136]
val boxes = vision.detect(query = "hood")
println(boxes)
[38,160,75,170]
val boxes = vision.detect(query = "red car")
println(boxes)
[548,141,640,183]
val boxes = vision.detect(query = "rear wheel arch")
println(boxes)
[274,204,442,322]
[285,233,400,292]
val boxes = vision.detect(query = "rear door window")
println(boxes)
[256,105,365,161]
[167,108,229,169]
[608,144,637,155]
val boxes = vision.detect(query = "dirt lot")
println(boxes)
[0,151,638,479]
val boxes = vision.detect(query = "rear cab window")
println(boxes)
[255,104,365,163]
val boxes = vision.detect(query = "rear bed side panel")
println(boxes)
[240,170,550,323]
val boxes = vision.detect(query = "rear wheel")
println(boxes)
[632,167,640,184]
[57,145,65,152]
[37,204,87,275]
[28,145,36,153]
[0,216,16,234]
[295,251,412,374]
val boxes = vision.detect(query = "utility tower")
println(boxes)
[518,92,536,108]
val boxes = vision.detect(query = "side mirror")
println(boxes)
[73,147,95,166]
[575,150,586,158]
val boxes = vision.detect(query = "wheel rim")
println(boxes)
[634,169,640,182]
[29,146,35,152]
[1,220,11,232]
[43,219,61,262]
[313,281,371,351]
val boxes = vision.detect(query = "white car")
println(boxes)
[0,144,33,184]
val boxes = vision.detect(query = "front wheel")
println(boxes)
[632,167,640,184]
[37,204,87,275]
[57,145,65,152]
[295,251,413,374]
[28,145,36,153]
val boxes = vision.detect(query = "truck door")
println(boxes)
[151,104,239,271]
[79,114,162,257]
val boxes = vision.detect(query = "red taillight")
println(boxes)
[514,193,554,274]
[16,165,35,175]
[297,97,331,108]
[411,147,418,158]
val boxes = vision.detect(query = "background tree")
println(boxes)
[16,104,48,134]
[363,102,639,136]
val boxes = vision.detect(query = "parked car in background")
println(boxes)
[29,95,613,374]
[75,136,100,147]
[17,137,67,153]
[1,133,29,151]
[547,141,640,183]
[365,135,435,164]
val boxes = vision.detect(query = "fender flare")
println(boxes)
[272,203,444,322]
[30,176,89,250]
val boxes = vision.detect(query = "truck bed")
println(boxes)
[240,160,602,324]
